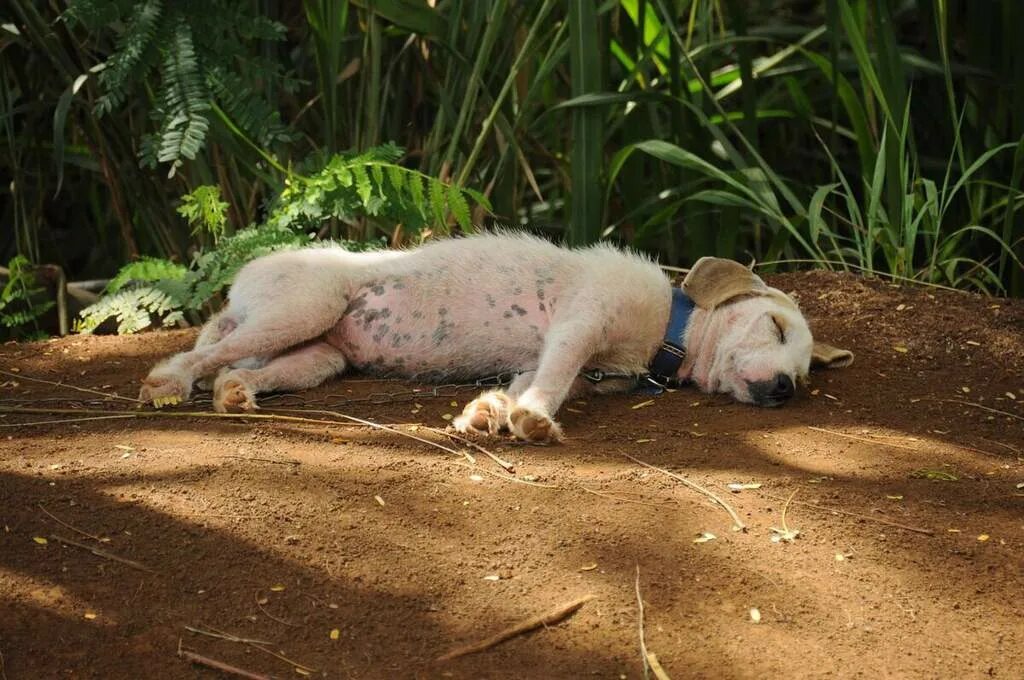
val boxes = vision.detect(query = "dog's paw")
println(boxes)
[508,406,563,444]
[139,371,190,408]
[213,374,258,413]
[453,391,512,436]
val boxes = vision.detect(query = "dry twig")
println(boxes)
[184,624,273,646]
[0,369,140,403]
[178,645,270,680]
[0,405,387,429]
[760,493,934,536]
[636,565,650,679]
[624,454,747,531]
[0,413,136,428]
[580,486,679,508]
[38,504,107,543]
[220,455,300,466]
[436,594,594,662]
[930,398,1023,422]
[635,566,671,680]
[50,534,155,573]
[427,426,515,472]
[255,591,301,628]
[200,623,316,672]
[806,426,918,451]
[269,406,473,461]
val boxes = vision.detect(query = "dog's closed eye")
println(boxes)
[771,314,787,344]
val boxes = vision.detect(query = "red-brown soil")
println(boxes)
[1,270,1022,679]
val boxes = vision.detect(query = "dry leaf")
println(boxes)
[631,400,655,410]
[449,401,458,407]
[693,532,716,544]
[770,527,800,543]
[32,536,47,545]
[441,413,453,421]
[749,608,761,623]
[329,628,340,640]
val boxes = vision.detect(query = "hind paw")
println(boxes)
[213,373,258,413]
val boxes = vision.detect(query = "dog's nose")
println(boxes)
[768,374,795,401]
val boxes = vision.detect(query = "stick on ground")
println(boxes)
[436,594,594,662]
[636,565,650,679]
[50,534,155,573]
[178,647,271,680]
[760,493,934,536]
[0,369,141,403]
[39,504,107,543]
[635,566,671,680]
[624,454,747,532]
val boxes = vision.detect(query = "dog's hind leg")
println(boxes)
[212,341,348,412]
[140,299,347,407]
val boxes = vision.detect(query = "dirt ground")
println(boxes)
[1,270,1022,679]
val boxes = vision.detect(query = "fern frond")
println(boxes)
[94,0,163,115]
[353,164,373,206]
[155,20,210,167]
[75,286,181,334]
[105,256,187,294]
[447,184,472,231]
[206,67,291,147]
[428,177,447,228]
[177,184,229,240]
[408,174,426,218]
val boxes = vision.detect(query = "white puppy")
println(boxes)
[140,233,852,443]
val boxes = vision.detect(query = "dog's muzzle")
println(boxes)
[748,374,795,407]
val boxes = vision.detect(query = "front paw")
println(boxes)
[139,370,191,408]
[213,373,258,413]
[453,391,512,436]
[508,406,563,444]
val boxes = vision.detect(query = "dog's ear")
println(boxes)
[811,342,854,369]
[683,256,768,309]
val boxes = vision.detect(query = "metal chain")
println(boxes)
[315,372,520,408]
[187,369,658,410]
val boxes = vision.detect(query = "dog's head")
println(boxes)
[683,257,853,407]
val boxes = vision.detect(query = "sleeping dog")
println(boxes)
[139,233,852,443]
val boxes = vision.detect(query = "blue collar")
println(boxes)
[645,287,695,389]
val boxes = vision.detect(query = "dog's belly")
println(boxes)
[327,277,553,379]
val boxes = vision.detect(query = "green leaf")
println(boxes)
[428,178,447,230]
[447,184,472,232]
